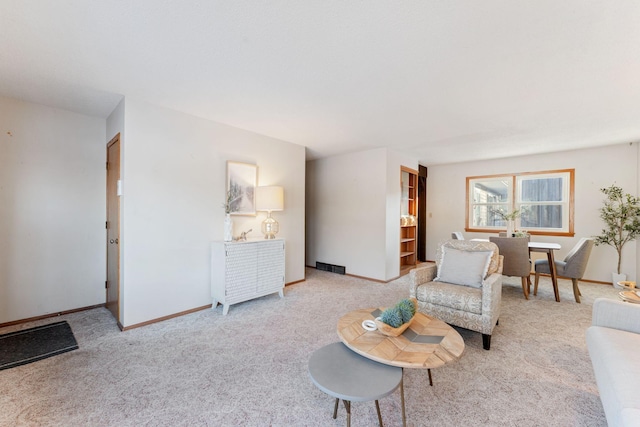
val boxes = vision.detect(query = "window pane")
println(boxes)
[473,180,509,203]
[520,204,563,229]
[467,169,572,235]
[472,204,509,227]
[520,178,563,202]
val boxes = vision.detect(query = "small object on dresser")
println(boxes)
[224,214,233,242]
[223,189,238,242]
[235,229,252,242]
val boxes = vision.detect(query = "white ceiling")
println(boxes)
[1,1,639,165]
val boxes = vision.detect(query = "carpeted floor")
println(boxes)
[0,268,618,426]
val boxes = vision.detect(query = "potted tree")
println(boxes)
[593,184,640,286]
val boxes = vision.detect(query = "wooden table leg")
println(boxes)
[343,400,351,427]
[375,400,383,426]
[547,250,560,302]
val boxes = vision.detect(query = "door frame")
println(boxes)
[418,165,427,262]
[106,133,121,327]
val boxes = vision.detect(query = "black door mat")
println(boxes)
[0,321,78,370]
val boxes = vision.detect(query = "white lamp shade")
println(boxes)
[256,186,284,212]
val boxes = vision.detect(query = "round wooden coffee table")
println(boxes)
[337,309,465,426]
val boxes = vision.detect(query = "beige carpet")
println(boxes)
[0,268,618,426]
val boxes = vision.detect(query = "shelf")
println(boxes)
[400,167,418,270]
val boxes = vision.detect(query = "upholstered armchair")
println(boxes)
[409,240,503,350]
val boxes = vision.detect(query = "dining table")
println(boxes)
[472,239,562,302]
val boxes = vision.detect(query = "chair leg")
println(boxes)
[572,278,581,303]
[534,272,540,295]
[482,334,491,350]
[521,277,529,299]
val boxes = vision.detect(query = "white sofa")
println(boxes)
[586,298,640,426]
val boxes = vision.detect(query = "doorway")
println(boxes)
[418,165,427,261]
[106,134,120,322]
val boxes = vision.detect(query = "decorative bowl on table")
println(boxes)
[374,314,416,336]
[619,290,640,304]
[373,297,418,337]
[617,281,637,291]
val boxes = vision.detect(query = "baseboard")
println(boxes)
[121,278,308,330]
[120,304,213,331]
[307,265,408,283]
[345,273,388,283]
[0,304,106,329]
[2,283,306,332]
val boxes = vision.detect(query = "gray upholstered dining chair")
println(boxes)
[489,236,532,299]
[451,232,464,240]
[534,237,595,303]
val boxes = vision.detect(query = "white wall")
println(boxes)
[306,148,417,281]
[120,99,306,327]
[0,95,305,327]
[425,142,639,283]
[0,96,106,323]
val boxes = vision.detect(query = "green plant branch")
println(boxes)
[222,188,241,214]
[491,208,522,222]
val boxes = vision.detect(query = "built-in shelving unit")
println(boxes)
[400,167,418,269]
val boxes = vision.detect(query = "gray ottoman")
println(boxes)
[308,342,404,427]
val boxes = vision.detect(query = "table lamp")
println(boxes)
[256,186,284,239]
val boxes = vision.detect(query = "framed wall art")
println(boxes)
[226,161,257,215]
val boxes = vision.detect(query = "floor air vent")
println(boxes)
[316,262,346,275]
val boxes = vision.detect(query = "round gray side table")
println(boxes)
[308,342,404,427]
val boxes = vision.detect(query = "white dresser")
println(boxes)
[211,239,285,315]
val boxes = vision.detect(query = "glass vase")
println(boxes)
[506,221,514,237]
[224,214,233,242]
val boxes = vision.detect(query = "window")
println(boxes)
[466,169,574,236]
